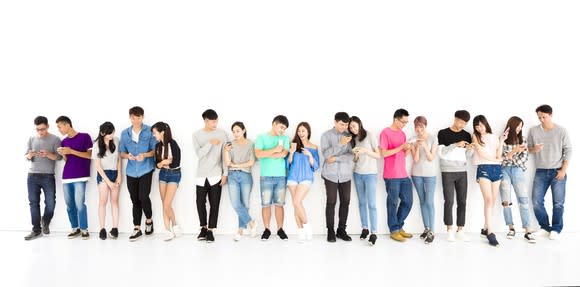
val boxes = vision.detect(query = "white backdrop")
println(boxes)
[1,1,578,235]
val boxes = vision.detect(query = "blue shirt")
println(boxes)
[288,147,320,183]
[119,124,157,177]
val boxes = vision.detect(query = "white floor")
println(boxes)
[4,230,579,287]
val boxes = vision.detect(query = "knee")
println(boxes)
[502,201,512,208]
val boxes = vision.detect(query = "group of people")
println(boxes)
[24,105,571,247]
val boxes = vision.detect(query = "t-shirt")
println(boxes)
[228,139,256,173]
[380,127,408,179]
[62,132,93,180]
[411,134,438,177]
[26,133,62,174]
[255,132,290,177]
[92,137,120,170]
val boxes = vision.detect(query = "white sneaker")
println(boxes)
[446,230,456,242]
[549,231,559,240]
[233,232,242,241]
[172,225,183,237]
[456,230,470,242]
[303,223,313,240]
[163,230,175,242]
[297,228,306,243]
[248,220,258,238]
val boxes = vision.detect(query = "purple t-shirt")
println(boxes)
[61,132,93,180]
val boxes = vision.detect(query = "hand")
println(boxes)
[135,153,145,162]
[37,150,48,157]
[210,138,221,145]
[556,169,566,180]
[340,135,352,145]
[220,175,227,186]
[302,147,312,157]
[534,143,544,152]
[515,144,526,153]
[402,143,411,151]
[57,147,71,155]
[326,156,336,164]
[27,150,37,159]
[290,143,297,153]
[224,143,233,152]
[128,153,137,160]
[273,145,284,153]
[106,180,115,190]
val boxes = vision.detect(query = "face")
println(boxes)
[537,111,552,126]
[272,122,287,136]
[395,116,409,129]
[334,120,348,133]
[453,118,467,130]
[56,122,70,136]
[35,124,48,137]
[205,119,218,130]
[232,125,245,140]
[152,128,163,142]
[414,123,425,135]
[515,122,523,134]
[130,115,143,127]
[103,131,115,141]
[474,122,487,134]
[297,125,309,140]
[349,121,359,135]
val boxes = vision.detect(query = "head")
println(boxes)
[96,122,116,158]
[292,122,311,152]
[392,109,410,130]
[348,116,367,147]
[414,116,428,136]
[129,106,144,127]
[472,115,492,145]
[34,116,49,137]
[202,109,219,130]
[333,112,350,133]
[271,115,289,136]
[535,104,553,126]
[55,116,73,136]
[504,116,524,145]
[231,121,247,140]
[151,121,172,143]
[452,110,471,131]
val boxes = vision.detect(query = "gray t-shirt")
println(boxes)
[227,139,255,173]
[353,133,378,175]
[26,133,62,174]
[411,134,438,177]
[193,128,229,178]
[92,137,120,170]
[528,124,572,169]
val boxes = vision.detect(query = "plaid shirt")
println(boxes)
[501,138,528,171]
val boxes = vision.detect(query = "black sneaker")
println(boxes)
[327,228,336,242]
[524,232,536,244]
[206,230,215,243]
[24,231,42,241]
[368,234,377,246]
[261,228,271,241]
[68,228,81,239]
[480,228,488,238]
[277,228,288,241]
[360,229,369,240]
[41,218,50,235]
[145,220,154,235]
[99,228,107,240]
[420,229,429,240]
[487,233,499,246]
[109,228,119,239]
[81,230,90,240]
[129,228,143,241]
[425,231,435,244]
[336,228,352,241]
[197,227,208,241]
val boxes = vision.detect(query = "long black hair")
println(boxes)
[151,122,173,162]
[95,122,116,158]
[348,116,367,148]
[292,122,311,153]
[504,116,524,145]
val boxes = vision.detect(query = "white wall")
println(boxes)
[1,1,578,235]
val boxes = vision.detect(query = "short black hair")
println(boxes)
[34,116,48,126]
[56,116,72,127]
[536,104,553,115]
[454,110,471,122]
[202,109,218,120]
[129,106,144,117]
[272,115,289,127]
[334,112,350,123]
[393,108,409,119]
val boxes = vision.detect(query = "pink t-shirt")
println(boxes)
[380,127,408,179]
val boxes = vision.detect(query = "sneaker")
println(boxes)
[277,228,289,241]
[480,228,489,238]
[206,230,215,243]
[41,218,50,235]
[399,229,413,239]
[68,228,81,239]
[129,228,143,241]
[109,228,119,239]
[327,228,336,242]
[145,220,154,235]
[507,228,516,239]
[233,232,242,242]
[197,227,208,241]
[303,223,313,241]
[164,230,175,242]
[99,228,107,240]
[81,230,90,240]
[24,231,42,241]
[446,230,456,242]
[172,225,183,238]
[549,231,558,240]
[368,234,377,246]
[524,232,536,244]
[456,230,470,242]
[261,228,271,241]
[486,232,499,246]
[297,228,306,243]
[248,220,258,238]
[425,231,435,244]
[336,228,352,241]
[419,229,429,240]
[390,231,406,242]
[360,228,370,240]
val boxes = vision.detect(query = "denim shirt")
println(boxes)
[320,128,354,183]
[119,124,156,177]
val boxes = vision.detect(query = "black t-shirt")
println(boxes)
[437,128,472,146]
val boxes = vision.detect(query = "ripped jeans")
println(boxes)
[499,166,531,228]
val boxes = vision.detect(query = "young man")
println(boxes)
[56,116,93,239]
[119,106,157,241]
[255,115,290,241]
[193,109,228,243]
[380,109,413,242]
[320,112,354,242]
[528,104,572,240]
[437,110,473,242]
[24,116,62,240]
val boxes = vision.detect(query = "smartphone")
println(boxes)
[278,139,284,146]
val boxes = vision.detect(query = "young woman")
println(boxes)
[151,122,182,241]
[409,116,438,244]
[348,116,380,246]
[93,122,121,240]
[500,116,536,243]
[472,115,505,247]
[223,122,258,241]
[287,122,319,242]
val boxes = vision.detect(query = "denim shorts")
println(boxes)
[159,168,181,185]
[476,164,503,182]
[260,176,287,207]
[287,180,312,187]
[96,170,118,184]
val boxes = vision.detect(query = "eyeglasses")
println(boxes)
[397,118,409,124]
[36,128,47,132]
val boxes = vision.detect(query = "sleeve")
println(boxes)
[26,137,32,155]
[92,141,99,159]
[84,134,93,151]
[53,137,63,160]
[311,148,320,172]
[171,140,181,168]
[248,141,256,161]
[562,128,573,161]
[255,134,264,150]
[193,132,212,159]
[119,131,128,153]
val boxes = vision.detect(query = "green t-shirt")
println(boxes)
[255,132,290,177]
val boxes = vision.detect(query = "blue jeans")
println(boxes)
[260,176,286,207]
[228,170,253,228]
[27,173,56,233]
[500,166,531,228]
[353,173,377,233]
[532,168,567,233]
[384,177,413,232]
[159,168,181,185]
[63,181,88,230]
[411,176,436,230]
[96,169,118,184]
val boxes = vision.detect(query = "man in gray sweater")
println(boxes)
[528,104,572,240]
[193,109,228,242]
